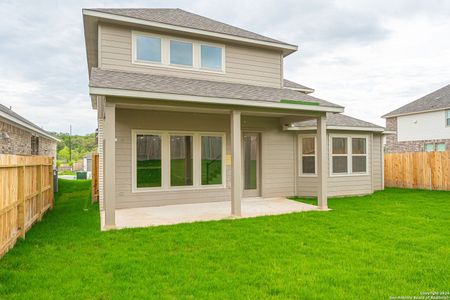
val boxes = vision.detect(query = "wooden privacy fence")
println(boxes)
[0,154,54,258]
[91,153,99,204]
[384,151,450,190]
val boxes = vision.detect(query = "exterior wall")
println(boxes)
[112,108,298,209]
[0,119,57,161]
[108,107,383,208]
[296,131,383,197]
[99,23,283,88]
[397,110,450,141]
[385,117,450,153]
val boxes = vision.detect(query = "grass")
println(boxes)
[0,180,449,299]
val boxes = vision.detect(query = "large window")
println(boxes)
[170,40,193,66]
[133,131,225,191]
[298,136,316,175]
[331,136,368,175]
[201,44,222,71]
[201,136,223,185]
[133,31,225,72]
[136,134,162,188]
[135,35,161,63]
[170,136,193,186]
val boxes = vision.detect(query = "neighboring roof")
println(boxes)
[383,83,450,118]
[0,104,59,142]
[84,8,296,49]
[89,68,343,110]
[293,113,384,131]
[283,79,314,93]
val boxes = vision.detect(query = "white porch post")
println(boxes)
[317,114,328,210]
[230,110,242,216]
[104,102,116,229]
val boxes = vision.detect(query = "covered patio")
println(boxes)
[101,197,319,229]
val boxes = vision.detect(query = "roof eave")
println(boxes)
[89,86,344,113]
[382,106,450,118]
[285,125,385,132]
[82,9,298,54]
[0,111,60,142]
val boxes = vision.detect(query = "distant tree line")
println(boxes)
[52,132,96,166]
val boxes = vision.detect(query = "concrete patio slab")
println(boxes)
[100,197,320,230]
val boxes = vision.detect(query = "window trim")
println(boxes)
[169,39,194,68]
[132,32,163,65]
[131,129,226,193]
[200,43,225,72]
[298,134,317,177]
[132,31,226,73]
[329,134,370,177]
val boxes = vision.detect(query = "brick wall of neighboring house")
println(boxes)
[0,119,57,161]
[385,117,450,152]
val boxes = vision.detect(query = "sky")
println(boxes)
[0,0,449,135]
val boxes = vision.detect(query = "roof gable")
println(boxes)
[383,83,450,118]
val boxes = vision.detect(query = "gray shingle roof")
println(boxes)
[89,68,342,108]
[294,113,384,129]
[0,103,57,139]
[383,83,450,117]
[88,8,293,46]
[283,79,314,92]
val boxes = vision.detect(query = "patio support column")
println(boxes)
[230,110,242,216]
[317,114,328,210]
[104,102,116,229]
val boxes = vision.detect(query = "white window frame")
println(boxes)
[132,32,163,65]
[424,143,434,152]
[329,134,370,177]
[132,31,226,73]
[168,38,194,68]
[200,42,226,72]
[446,110,450,127]
[298,135,317,177]
[131,129,226,193]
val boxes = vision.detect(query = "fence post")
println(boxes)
[50,159,54,209]
[37,164,43,221]
[17,166,26,239]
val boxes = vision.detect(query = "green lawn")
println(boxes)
[0,180,449,299]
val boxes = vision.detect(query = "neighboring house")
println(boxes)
[82,8,385,228]
[0,104,58,161]
[383,84,450,153]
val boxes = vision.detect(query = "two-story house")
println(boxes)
[383,84,450,153]
[82,8,385,229]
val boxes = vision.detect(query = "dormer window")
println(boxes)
[135,35,161,63]
[132,31,225,73]
[170,40,193,67]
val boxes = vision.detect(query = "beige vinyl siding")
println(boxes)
[113,110,296,208]
[100,23,282,88]
[296,131,383,197]
[114,108,230,209]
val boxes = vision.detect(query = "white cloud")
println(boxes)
[0,0,449,133]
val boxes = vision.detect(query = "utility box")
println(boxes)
[53,169,58,193]
[76,171,87,180]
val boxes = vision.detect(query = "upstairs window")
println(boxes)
[135,35,161,63]
[201,44,222,71]
[170,40,193,66]
[446,110,450,126]
[132,31,225,72]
